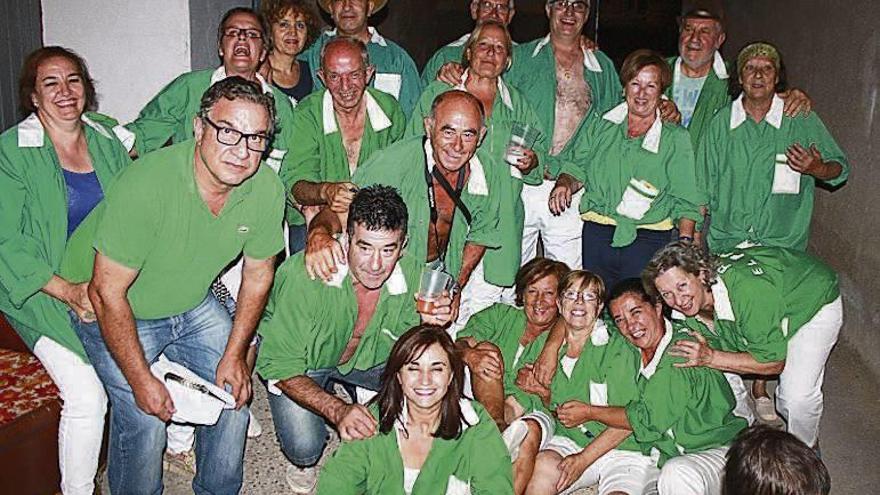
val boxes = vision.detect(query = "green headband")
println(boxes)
[737,42,781,74]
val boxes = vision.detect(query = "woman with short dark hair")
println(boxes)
[316,325,513,494]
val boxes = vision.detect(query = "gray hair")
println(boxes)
[641,241,718,301]
[198,76,277,138]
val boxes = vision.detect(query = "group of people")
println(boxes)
[0,0,848,494]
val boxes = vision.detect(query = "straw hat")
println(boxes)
[317,0,387,16]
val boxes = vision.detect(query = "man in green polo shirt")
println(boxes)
[283,37,405,251]
[301,0,421,116]
[73,78,285,495]
[257,185,453,492]
[305,91,503,333]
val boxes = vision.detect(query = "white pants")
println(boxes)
[776,296,843,446]
[521,181,584,270]
[724,372,756,425]
[655,447,728,495]
[546,436,659,495]
[449,260,506,338]
[33,337,108,495]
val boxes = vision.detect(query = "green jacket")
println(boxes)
[624,320,747,467]
[302,27,422,117]
[665,54,731,148]
[257,253,421,380]
[563,103,705,247]
[352,137,503,284]
[506,35,622,175]
[405,75,549,286]
[317,400,513,494]
[700,95,850,252]
[0,113,131,361]
[281,88,405,225]
[420,33,470,88]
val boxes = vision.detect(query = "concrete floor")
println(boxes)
[127,338,880,494]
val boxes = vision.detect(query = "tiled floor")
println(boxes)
[103,339,879,494]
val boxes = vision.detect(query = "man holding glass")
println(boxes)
[72,77,285,495]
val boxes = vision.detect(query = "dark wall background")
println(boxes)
[0,0,43,130]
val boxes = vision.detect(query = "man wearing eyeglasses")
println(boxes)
[282,37,405,237]
[301,0,421,116]
[121,7,295,176]
[420,0,516,87]
[72,77,285,495]
[503,0,622,273]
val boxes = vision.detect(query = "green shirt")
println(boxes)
[91,140,285,319]
[256,253,421,380]
[125,67,296,171]
[405,75,548,286]
[302,27,422,117]
[0,113,131,361]
[563,103,705,247]
[546,321,642,452]
[507,36,622,176]
[317,400,513,495]
[420,33,470,88]
[700,95,850,252]
[624,321,747,467]
[352,136,502,283]
[678,246,839,363]
[665,54,731,149]
[281,88,405,225]
[457,304,549,411]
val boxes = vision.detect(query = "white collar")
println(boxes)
[394,398,480,433]
[325,238,408,295]
[640,319,674,379]
[449,33,471,47]
[730,93,784,130]
[602,102,663,154]
[327,26,387,47]
[456,70,514,111]
[210,66,273,94]
[710,276,736,321]
[590,319,610,346]
[532,34,602,72]
[672,51,729,91]
[17,113,112,148]
[423,138,489,196]
[322,89,394,135]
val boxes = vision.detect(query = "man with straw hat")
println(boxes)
[301,0,421,116]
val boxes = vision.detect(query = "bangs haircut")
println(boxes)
[619,48,673,93]
[346,185,408,238]
[373,325,467,440]
[642,241,717,302]
[217,7,270,50]
[558,270,606,303]
[262,0,320,49]
[514,257,570,307]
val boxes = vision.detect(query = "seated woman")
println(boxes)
[0,46,130,494]
[550,49,704,289]
[260,0,320,105]
[316,325,513,494]
[508,271,654,495]
[456,257,570,429]
[643,242,842,450]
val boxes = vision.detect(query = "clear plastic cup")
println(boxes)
[416,265,454,313]
[505,122,541,165]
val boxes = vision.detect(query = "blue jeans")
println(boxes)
[74,293,248,495]
[288,223,307,255]
[582,221,673,291]
[269,364,384,467]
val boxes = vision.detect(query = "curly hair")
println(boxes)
[346,185,409,238]
[262,0,320,51]
[513,257,570,307]
[641,241,718,301]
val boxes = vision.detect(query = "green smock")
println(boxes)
[281,88,405,225]
[124,67,295,223]
[506,36,622,176]
[88,140,284,320]
[665,53,731,148]
[256,253,421,380]
[545,320,642,451]
[317,399,513,494]
[0,113,131,361]
[420,33,470,88]
[700,95,850,252]
[351,136,502,283]
[624,320,747,467]
[302,27,422,116]
[405,74,549,286]
[677,246,839,364]
[457,303,549,412]
[563,103,705,247]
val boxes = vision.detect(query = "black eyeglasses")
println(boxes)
[223,28,263,40]
[478,1,511,14]
[550,0,589,13]
[202,117,269,152]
